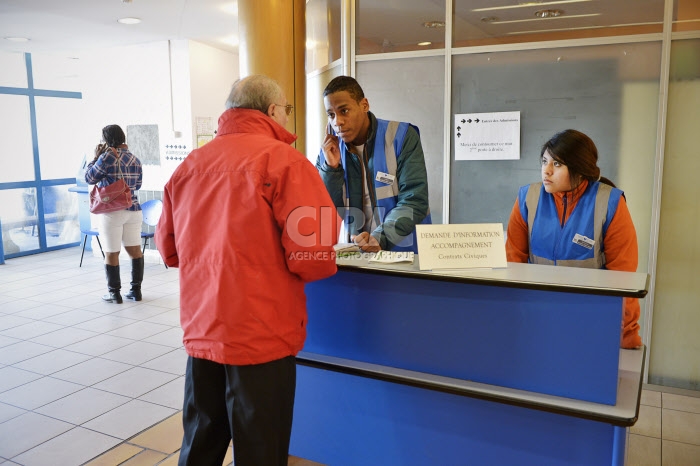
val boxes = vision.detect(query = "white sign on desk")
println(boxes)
[416,223,507,270]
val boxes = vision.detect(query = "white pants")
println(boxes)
[98,209,143,252]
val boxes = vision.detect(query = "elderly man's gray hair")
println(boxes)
[225,75,285,113]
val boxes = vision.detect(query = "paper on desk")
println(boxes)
[333,243,361,253]
[369,251,414,264]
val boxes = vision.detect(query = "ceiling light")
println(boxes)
[481,17,498,23]
[417,41,432,46]
[472,0,590,12]
[489,13,598,25]
[534,9,563,18]
[422,21,445,28]
[118,17,141,25]
[4,37,30,42]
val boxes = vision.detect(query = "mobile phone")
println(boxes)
[327,122,335,136]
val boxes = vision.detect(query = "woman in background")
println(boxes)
[85,124,144,304]
[506,129,642,348]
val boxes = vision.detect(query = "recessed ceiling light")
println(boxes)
[4,37,30,42]
[417,41,432,46]
[118,17,141,25]
[481,16,499,23]
[422,21,445,28]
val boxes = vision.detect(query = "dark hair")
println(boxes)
[102,125,126,148]
[323,76,365,102]
[541,129,616,188]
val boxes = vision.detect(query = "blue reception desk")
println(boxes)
[291,257,648,466]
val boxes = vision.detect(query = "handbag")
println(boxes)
[89,149,133,214]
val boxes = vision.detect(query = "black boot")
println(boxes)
[125,257,144,301]
[102,264,123,304]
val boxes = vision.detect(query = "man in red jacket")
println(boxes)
[156,74,339,466]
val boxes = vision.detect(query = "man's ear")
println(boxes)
[266,103,276,118]
[360,97,370,112]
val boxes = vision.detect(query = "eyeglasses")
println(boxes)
[276,103,294,116]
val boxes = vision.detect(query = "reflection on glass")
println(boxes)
[673,0,700,32]
[306,65,344,159]
[0,51,28,88]
[649,38,700,388]
[42,185,80,247]
[453,0,664,47]
[0,188,40,255]
[356,0,446,55]
[450,43,660,272]
[0,94,35,183]
[306,0,342,71]
[36,96,85,180]
[357,57,445,223]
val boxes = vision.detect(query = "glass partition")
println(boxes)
[0,94,35,183]
[0,51,28,88]
[306,0,342,72]
[648,38,700,390]
[356,0,446,55]
[674,0,700,33]
[306,65,345,159]
[35,96,87,180]
[30,53,82,92]
[357,56,445,223]
[453,0,665,47]
[0,188,40,255]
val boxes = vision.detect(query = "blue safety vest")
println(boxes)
[339,119,431,252]
[517,181,622,268]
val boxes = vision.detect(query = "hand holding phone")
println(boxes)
[322,122,341,168]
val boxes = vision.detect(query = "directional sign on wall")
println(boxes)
[454,111,521,161]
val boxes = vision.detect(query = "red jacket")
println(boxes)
[156,108,339,365]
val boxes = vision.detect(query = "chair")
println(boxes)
[140,199,163,254]
[79,228,105,267]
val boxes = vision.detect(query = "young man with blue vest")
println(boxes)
[316,76,431,253]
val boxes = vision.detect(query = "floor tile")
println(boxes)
[143,327,183,348]
[139,376,184,409]
[0,367,43,393]
[144,309,180,326]
[82,399,177,440]
[662,409,700,446]
[83,443,144,466]
[663,392,700,414]
[99,341,175,365]
[0,335,19,349]
[626,433,661,466]
[0,402,27,424]
[11,426,122,466]
[129,412,183,454]
[0,315,34,332]
[631,405,661,438]
[35,387,131,424]
[62,334,135,356]
[661,439,700,466]
[25,289,79,303]
[94,366,178,398]
[28,326,99,348]
[0,341,54,365]
[51,357,133,386]
[120,449,168,465]
[13,348,92,375]
[106,321,174,341]
[641,389,662,408]
[0,376,84,410]
[0,321,64,340]
[11,303,73,321]
[74,314,138,333]
[0,412,73,458]
[111,304,178,320]
[0,299,42,315]
[42,309,103,326]
[141,348,187,375]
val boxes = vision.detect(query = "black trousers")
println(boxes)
[178,355,297,466]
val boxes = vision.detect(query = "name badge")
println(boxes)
[572,233,595,250]
[376,171,395,185]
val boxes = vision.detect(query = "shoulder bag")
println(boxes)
[89,148,133,214]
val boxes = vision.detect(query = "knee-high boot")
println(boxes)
[102,264,123,304]
[125,257,144,301]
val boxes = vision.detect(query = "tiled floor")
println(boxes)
[0,248,699,465]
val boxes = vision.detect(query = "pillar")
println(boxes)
[238,0,306,153]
